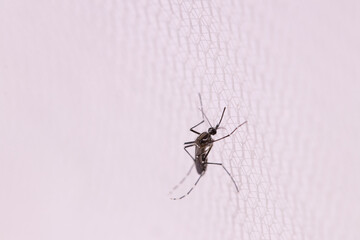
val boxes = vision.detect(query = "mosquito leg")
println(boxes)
[212,121,247,143]
[198,93,213,128]
[168,163,195,195]
[184,144,195,162]
[203,145,213,160]
[170,172,204,200]
[190,120,204,135]
[206,162,239,192]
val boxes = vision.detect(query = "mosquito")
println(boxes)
[170,94,247,200]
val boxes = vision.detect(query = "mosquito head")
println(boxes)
[208,127,217,135]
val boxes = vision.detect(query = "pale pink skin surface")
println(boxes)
[0,1,359,240]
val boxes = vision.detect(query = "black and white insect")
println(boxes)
[170,94,247,200]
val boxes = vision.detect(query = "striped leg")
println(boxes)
[168,163,195,195]
[170,172,204,200]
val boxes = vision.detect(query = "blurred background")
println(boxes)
[0,0,359,239]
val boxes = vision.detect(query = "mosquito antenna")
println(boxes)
[168,163,195,195]
[216,107,226,129]
[198,93,213,128]
[170,172,204,200]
